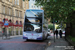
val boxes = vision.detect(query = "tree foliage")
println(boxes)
[35,0,75,23]
[56,24,66,29]
[48,24,53,30]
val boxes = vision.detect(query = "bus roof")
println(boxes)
[26,9,44,11]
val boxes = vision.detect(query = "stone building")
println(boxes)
[0,0,29,36]
[0,0,29,23]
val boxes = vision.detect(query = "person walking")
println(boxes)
[55,29,58,39]
[59,30,62,38]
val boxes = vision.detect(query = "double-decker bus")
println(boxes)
[23,9,48,40]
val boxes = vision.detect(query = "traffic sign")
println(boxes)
[4,21,9,26]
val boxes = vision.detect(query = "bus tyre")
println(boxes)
[47,34,49,37]
[45,36,47,40]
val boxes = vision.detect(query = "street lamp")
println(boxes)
[53,18,55,42]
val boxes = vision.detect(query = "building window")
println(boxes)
[7,8,9,14]
[9,0,10,1]
[8,8,12,15]
[15,0,19,5]
[17,0,19,5]
[23,2,24,8]
[26,4,27,9]
[19,11,20,17]
[20,11,22,17]
[3,6,5,14]
[15,10,17,16]
[17,10,18,16]
[9,8,10,15]
[15,0,17,5]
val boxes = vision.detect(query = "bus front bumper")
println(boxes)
[23,36,42,40]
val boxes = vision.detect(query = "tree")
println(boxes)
[48,24,53,30]
[56,24,66,29]
[35,0,75,37]
[35,0,75,23]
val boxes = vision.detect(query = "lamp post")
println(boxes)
[53,18,55,42]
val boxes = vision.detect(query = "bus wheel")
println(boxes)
[45,36,48,40]
[47,34,49,37]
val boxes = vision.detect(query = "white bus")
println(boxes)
[23,9,48,40]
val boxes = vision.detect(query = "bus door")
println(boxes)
[43,24,47,37]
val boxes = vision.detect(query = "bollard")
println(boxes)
[16,27,18,35]
[11,26,13,35]
[18,27,20,35]
[6,27,7,39]
[14,27,16,35]
[7,27,10,38]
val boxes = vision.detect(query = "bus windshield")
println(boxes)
[25,18,42,23]
[24,10,43,33]
[25,10,43,17]
[24,23,42,33]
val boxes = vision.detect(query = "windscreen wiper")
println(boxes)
[30,10,38,17]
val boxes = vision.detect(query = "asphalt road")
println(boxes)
[0,36,51,50]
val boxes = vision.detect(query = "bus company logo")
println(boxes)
[32,34,33,35]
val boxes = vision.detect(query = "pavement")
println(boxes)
[0,35,22,40]
[46,36,75,50]
[0,33,75,50]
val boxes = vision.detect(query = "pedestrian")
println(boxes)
[55,29,58,39]
[59,30,62,38]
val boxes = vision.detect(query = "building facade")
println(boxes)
[0,0,29,24]
[0,0,29,36]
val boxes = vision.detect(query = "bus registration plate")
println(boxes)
[28,37,36,39]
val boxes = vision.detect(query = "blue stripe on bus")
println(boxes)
[37,37,42,40]
[23,37,28,39]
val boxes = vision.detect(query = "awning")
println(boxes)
[13,24,19,27]
[13,24,23,27]
[0,21,4,24]
[4,25,9,27]
[9,23,14,26]
[0,21,4,27]
[18,25,22,27]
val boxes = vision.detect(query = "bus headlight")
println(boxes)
[38,34,42,37]
[24,34,26,36]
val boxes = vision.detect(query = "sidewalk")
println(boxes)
[0,35,22,40]
[46,36,75,50]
